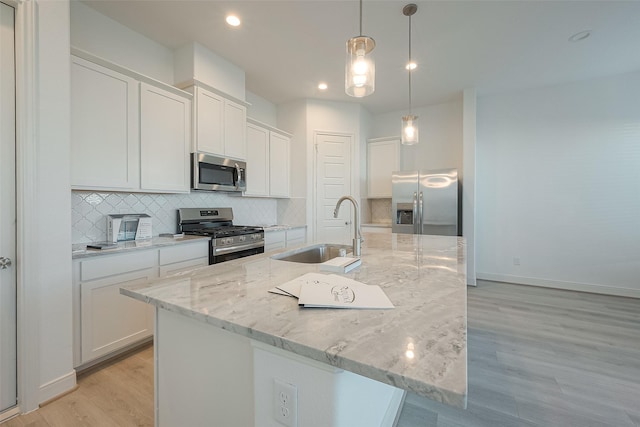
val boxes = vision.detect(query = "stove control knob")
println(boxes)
[252,234,259,240]
[227,238,234,245]
[239,235,246,242]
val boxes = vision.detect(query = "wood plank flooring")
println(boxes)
[3,280,639,426]
[2,345,154,427]
[397,280,640,427]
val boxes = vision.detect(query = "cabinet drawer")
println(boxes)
[159,241,209,266]
[80,250,157,281]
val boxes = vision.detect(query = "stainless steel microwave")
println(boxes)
[191,153,246,192]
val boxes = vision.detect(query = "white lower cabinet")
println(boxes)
[285,227,306,248]
[265,230,286,252]
[265,227,307,252]
[73,240,208,368]
[80,268,156,363]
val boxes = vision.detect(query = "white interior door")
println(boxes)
[0,1,17,415]
[314,133,352,244]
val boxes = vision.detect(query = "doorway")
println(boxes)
[0,0,17,419]
[313,132,353,244]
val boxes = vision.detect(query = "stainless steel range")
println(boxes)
[178,208,264,265]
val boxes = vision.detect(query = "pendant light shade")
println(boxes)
[345,0,375,97]
[401,4,418,145]
[402,115,419,145]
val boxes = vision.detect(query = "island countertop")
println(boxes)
[121,232,467,408]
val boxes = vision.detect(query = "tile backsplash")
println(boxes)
[370,198,392,224]
[276,198,307,227]
[72,191,278,243]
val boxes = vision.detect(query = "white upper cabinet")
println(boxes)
[70,50,192,193]
[245,122,269,196]
[367,137,400,198]
[245,118,291,198]
[224,100,247,160]
[190,82,248,160]
[71,56,139,191]
[269,131,290,198]
[194,88,224,155]
[140,83,191,193]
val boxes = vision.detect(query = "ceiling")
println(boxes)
[82,1,640,115]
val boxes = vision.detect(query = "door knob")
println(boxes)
[0,257,11,269]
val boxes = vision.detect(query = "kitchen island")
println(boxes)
[122,232,467,426]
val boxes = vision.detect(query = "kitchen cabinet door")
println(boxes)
[71,56,139,190]
[195,87,225,156]
[265,230,286,252]
[80,268,156,364]
[245,123,269,196]
[285,227,306,248]
[140,83,191,193]
[224,99,247,160]
[367,138,400,198]
[269,132,290,198]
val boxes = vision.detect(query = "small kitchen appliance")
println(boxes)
[391,169,459,236]
[177,208,264,264]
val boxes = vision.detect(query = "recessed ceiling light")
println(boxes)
[568,30,591,42]
[318,82,328,90]
[226,15,241,27]
[406,62,417,70]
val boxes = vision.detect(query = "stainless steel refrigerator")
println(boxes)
[391,169,459,236]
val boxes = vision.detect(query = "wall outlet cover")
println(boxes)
[273,379,298,427]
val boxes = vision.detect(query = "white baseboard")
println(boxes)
[476,272,640,299]
[38,370,77,405]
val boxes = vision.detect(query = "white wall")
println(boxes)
[476,71,640,297]
[246,91,277,126]
[370,100,463,173]
[174,42,246,101]
[70,1,174,84]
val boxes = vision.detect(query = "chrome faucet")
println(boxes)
[333,195,363,256]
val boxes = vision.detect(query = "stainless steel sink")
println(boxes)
[271,244,352,264]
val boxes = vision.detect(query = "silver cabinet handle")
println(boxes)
[0,257,12,270]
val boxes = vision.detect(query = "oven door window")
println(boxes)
[199,162,236,186]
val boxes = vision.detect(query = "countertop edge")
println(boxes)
[72,235,210,259]
[120,286,467,408]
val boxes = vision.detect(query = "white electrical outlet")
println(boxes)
[273,379,298,427]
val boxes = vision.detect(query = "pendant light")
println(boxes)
[345,0,375,97]
[401,4,418,145]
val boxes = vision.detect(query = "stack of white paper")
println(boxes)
[318,257,362,273]
[268,272,394,309]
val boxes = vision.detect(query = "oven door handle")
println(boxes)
[213,241,264,256]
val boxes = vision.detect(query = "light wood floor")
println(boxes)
[4,280,640,427]
[3,345,154,427]
[398,280,640,427]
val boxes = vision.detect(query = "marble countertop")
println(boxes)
[72,235,210,259]
[121,232,467,407]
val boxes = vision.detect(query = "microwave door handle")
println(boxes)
[234,163,242,190]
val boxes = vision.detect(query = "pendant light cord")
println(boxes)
[408,13,412,115]
[359,0,363,36]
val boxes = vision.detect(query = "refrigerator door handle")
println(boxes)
[418,191,424,235]
[412,192,418,234]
